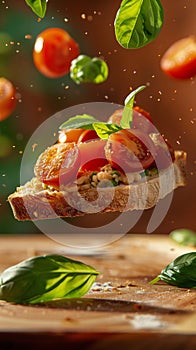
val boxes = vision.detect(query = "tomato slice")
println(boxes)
[78,139,108,174]
[33,28,80,78]
[107,106,154,134]
[105,129,154,172]
[0,77,16,121]
[160,36,196,79]
[34,143,80,187]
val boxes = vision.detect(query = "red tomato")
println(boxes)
[58,128,98,143]
[160,36,196,79]
[77,129,98,143]
[58,128,84,143]
[78,139,108,174]
[133,106,153,123]
[0,77,16,121]
[107,106,154,134]
[150,134,175,170]
[34,143,80,187]
[107,108,123,126]
[33,28,80,78]
[105,129,154,172]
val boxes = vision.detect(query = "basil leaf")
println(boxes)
[25,0,47,18]
[120,85,146,129]
[59,114,99,130]
[93,123,122,140]
[0,254,99,304]
[150,252,196,289]
[114,0,164,49]
[170,229,196,247]
[70,54,109,84]
[59,86,146,137]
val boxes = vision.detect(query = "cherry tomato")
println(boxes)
[0,77,16,121]
[58,128,84,143]
[33,28,80,78]
[107,108,122,126]
[160,36,196,79]
[58,128,98,144]
[78,139,108,174]
[150,133,175,170]
[34,143,80,187]
[107,106,154,134]
[77,129,98,143]
[105,129,154,172]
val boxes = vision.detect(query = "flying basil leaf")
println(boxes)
[25,0,47,18]
[170,229,196,247]
[150,252,196,289]
[0,254,99,304]
[59,114,99,130]
[114,0,164,49]
[120,85,146,129]
[93,123,122,139]
[70,54,109,84]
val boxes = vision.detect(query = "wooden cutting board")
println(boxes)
[0,234,195,349]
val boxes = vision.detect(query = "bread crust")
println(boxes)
[8,151,187,221]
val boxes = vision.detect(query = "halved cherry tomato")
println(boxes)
[160,36,196,79]
[34,143,80,187]
[78,139,108,174]
[77,129,98,143]
[0,77,16,121]
[33,28,80,78]
[107,106,154,134]
[105,129,154,172]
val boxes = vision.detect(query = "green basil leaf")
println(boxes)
[25,0,47,18]
[150,252,196,288]
[120,85,146,129]
[93,123,122,140]
[114,0,164,49]
[59,114,99,130]
[0,254,99,304]
[70,54,109,84]
[170,229,196,247]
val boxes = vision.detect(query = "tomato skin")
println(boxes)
[58,128,98,144]
[34,143,80,187]
[150,134,175,170]
[78,139,108,174]
[58,128,84,143]
[153,146,173,170]
[108,106,154,134]
[160,36,196,79]
[77,129,98,143]
[33,28,80,78]
[0,77,16,121]
[105,129,154,172]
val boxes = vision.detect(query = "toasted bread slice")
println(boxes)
[8,151,186,221]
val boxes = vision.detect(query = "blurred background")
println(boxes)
[0,0,195,235]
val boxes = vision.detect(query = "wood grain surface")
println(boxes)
[0,233,195,349]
